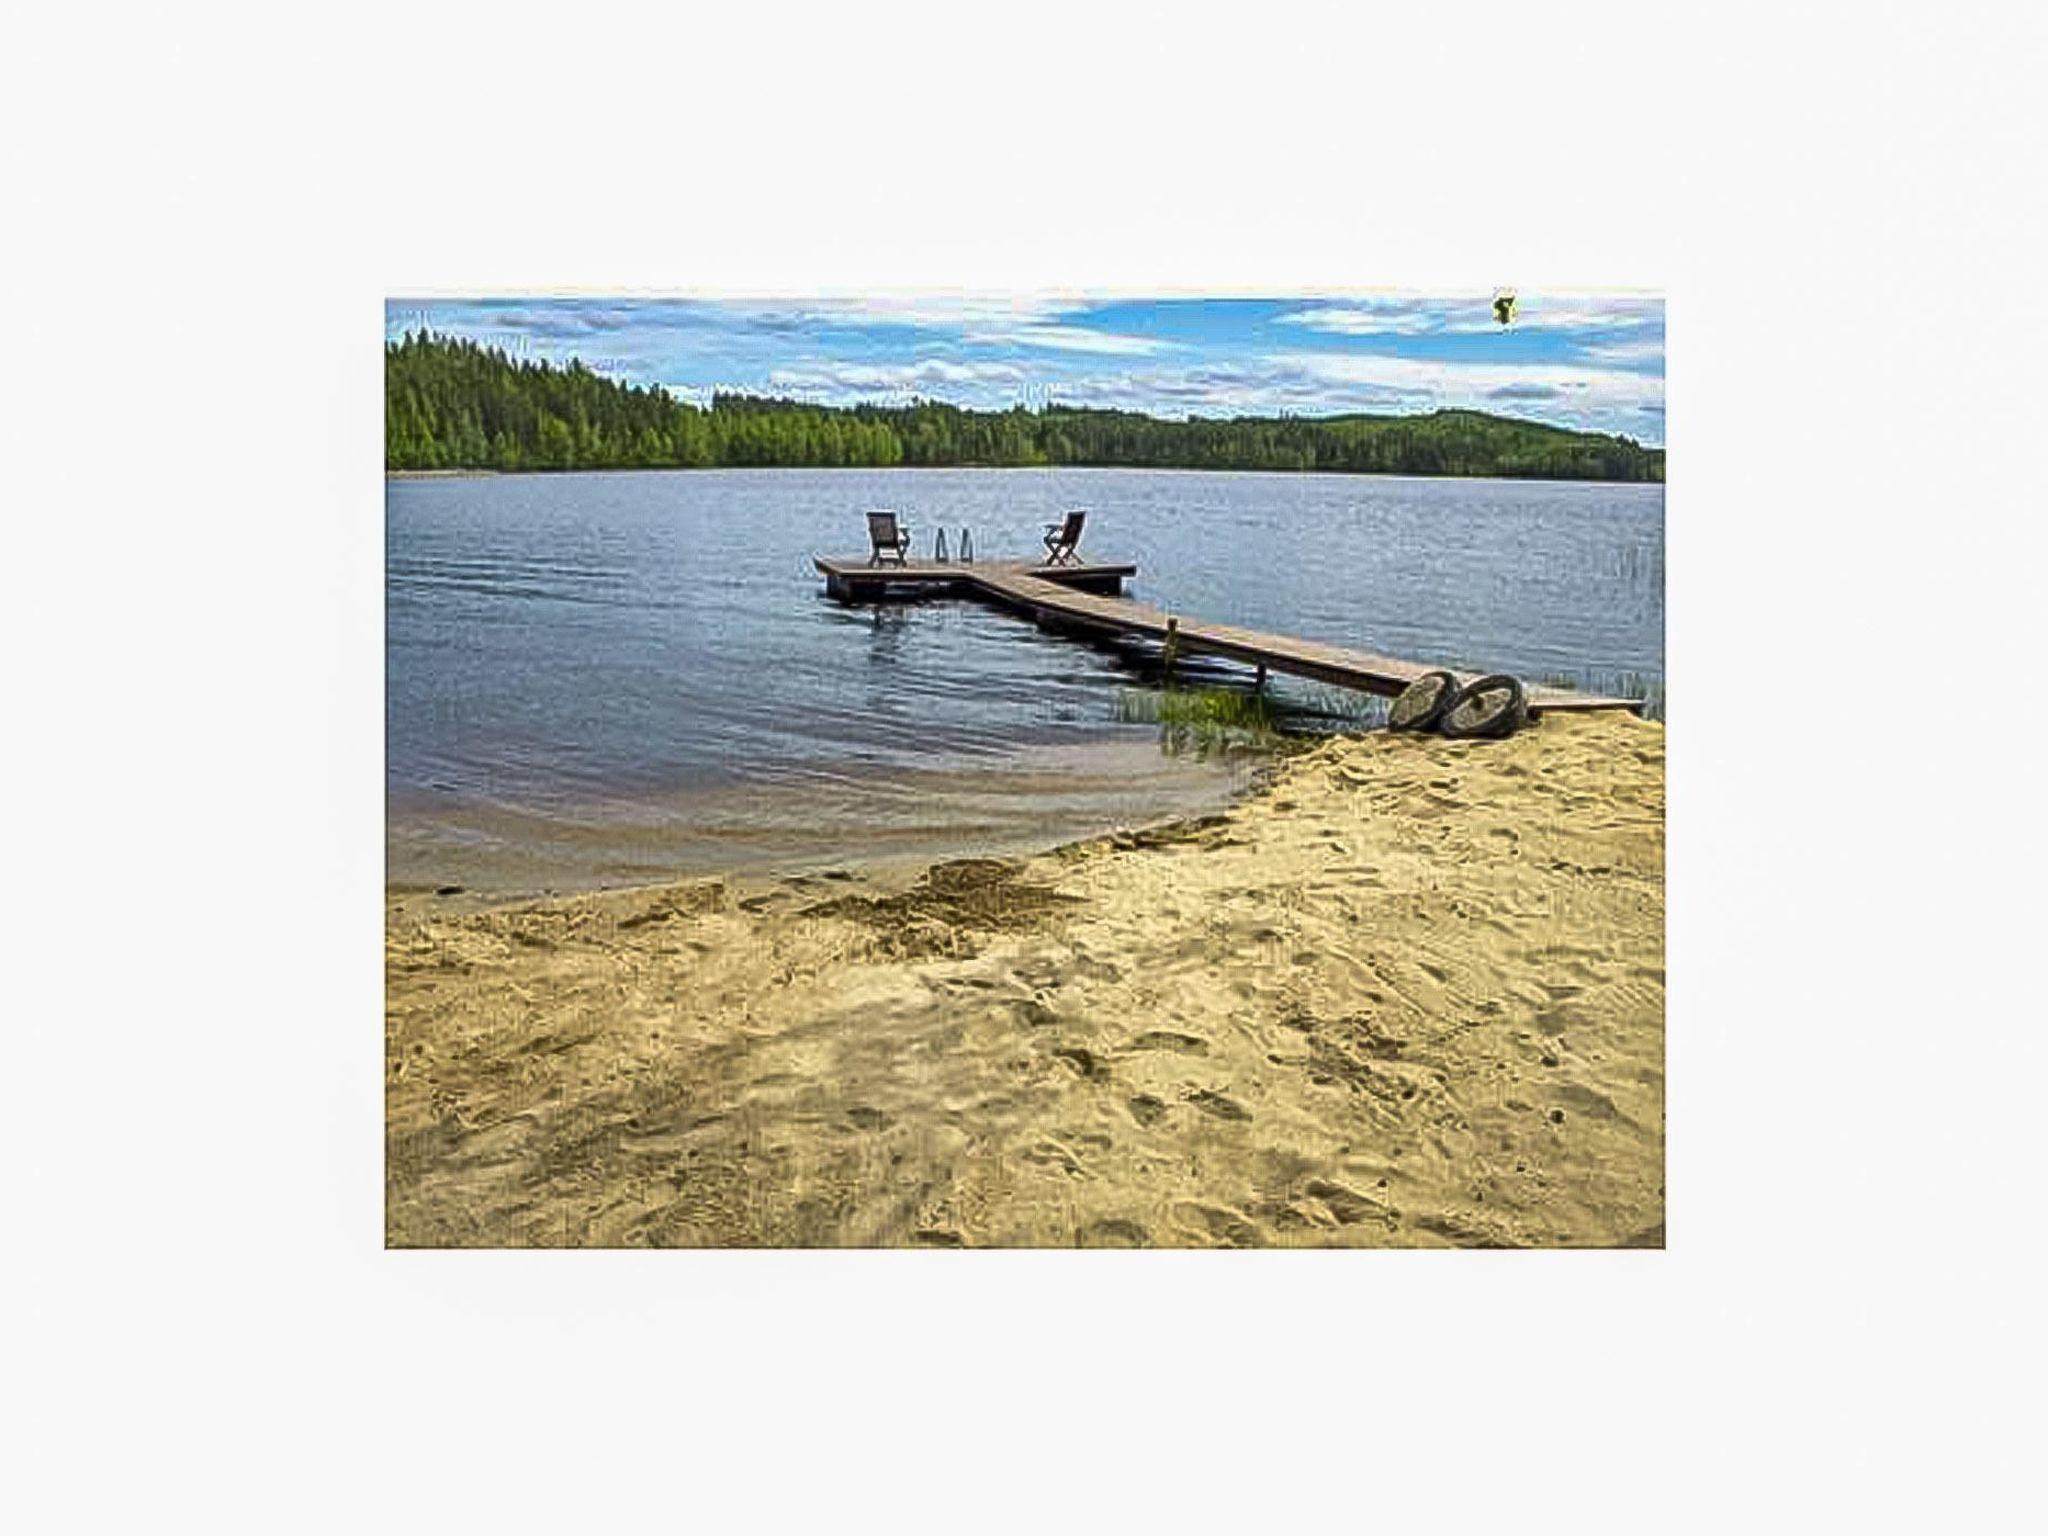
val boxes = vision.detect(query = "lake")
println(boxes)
[387,468,1664,892]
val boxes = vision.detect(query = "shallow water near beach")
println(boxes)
[387,467,1663,890]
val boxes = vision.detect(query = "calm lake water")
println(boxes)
[387,468,1664,892]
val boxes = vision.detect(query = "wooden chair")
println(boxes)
[867,510,912,566]
[1041,509,1086,566]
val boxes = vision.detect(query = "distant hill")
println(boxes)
[386,332,1664,483]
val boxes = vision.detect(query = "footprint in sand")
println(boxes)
[1302,1178,1395,1227]
[1125,1030,1209,1056]
[1186,1089,1251,1122]
[1052,1045,1108,1080]
[1554,1083,1621,1121]
[1021,1138,1086,1176]
[1079,1218,1149,1248]
[1127,1094,1169,1127]
[1173,1201,1264,1248]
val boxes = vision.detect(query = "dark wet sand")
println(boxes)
[388,735,1259,899]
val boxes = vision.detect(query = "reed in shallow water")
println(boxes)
[1116,684,1283,755]
[1115,681,1390,755]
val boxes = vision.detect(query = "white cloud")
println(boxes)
[763,294,1090,329]
[765,358,1029,397]
[1277,293,1664,338]
[967,324,1168,356]
[1274,301,1446,336]
[1443,294,1665,334]
[1576,336,1666,365]
[1272,350,1665,410]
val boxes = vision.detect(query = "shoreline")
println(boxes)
[386,735,1277,906]
[387,711,1665,1248]
[387,463,1665,486]
[392,801,1267,904]
[385,779,1281,920]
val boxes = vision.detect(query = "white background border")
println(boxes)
[11,3,2042,1528]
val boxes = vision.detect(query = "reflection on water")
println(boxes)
[388,467,1663,890]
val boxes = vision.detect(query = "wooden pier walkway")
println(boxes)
[813,556,1640,715]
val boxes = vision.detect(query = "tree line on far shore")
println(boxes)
[386,332,1665,482]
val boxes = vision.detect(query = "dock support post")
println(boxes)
[1163,616,1179,682]
[1255,661,1267,691]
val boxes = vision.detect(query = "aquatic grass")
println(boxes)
[1119,666,1665,752]
[1115,681,1393,755]
[1116,685,1284,757]
[1118,684,1275,732]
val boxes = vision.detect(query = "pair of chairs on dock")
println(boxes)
[866,510,1085,568]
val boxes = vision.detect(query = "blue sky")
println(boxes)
[385,293,1665,445]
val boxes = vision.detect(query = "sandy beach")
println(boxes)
[386,710,1664,1248]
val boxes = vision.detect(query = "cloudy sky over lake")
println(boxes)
[386,293,1664,444]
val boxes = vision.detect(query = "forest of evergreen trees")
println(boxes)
[386,332,1665,483]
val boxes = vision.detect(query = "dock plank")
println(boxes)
[961,571,1636,713]
[813,555,1641,715]
[812,556,1138,602]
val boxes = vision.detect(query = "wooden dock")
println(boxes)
[812,556,1640,715]
[815,557,1137,602]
